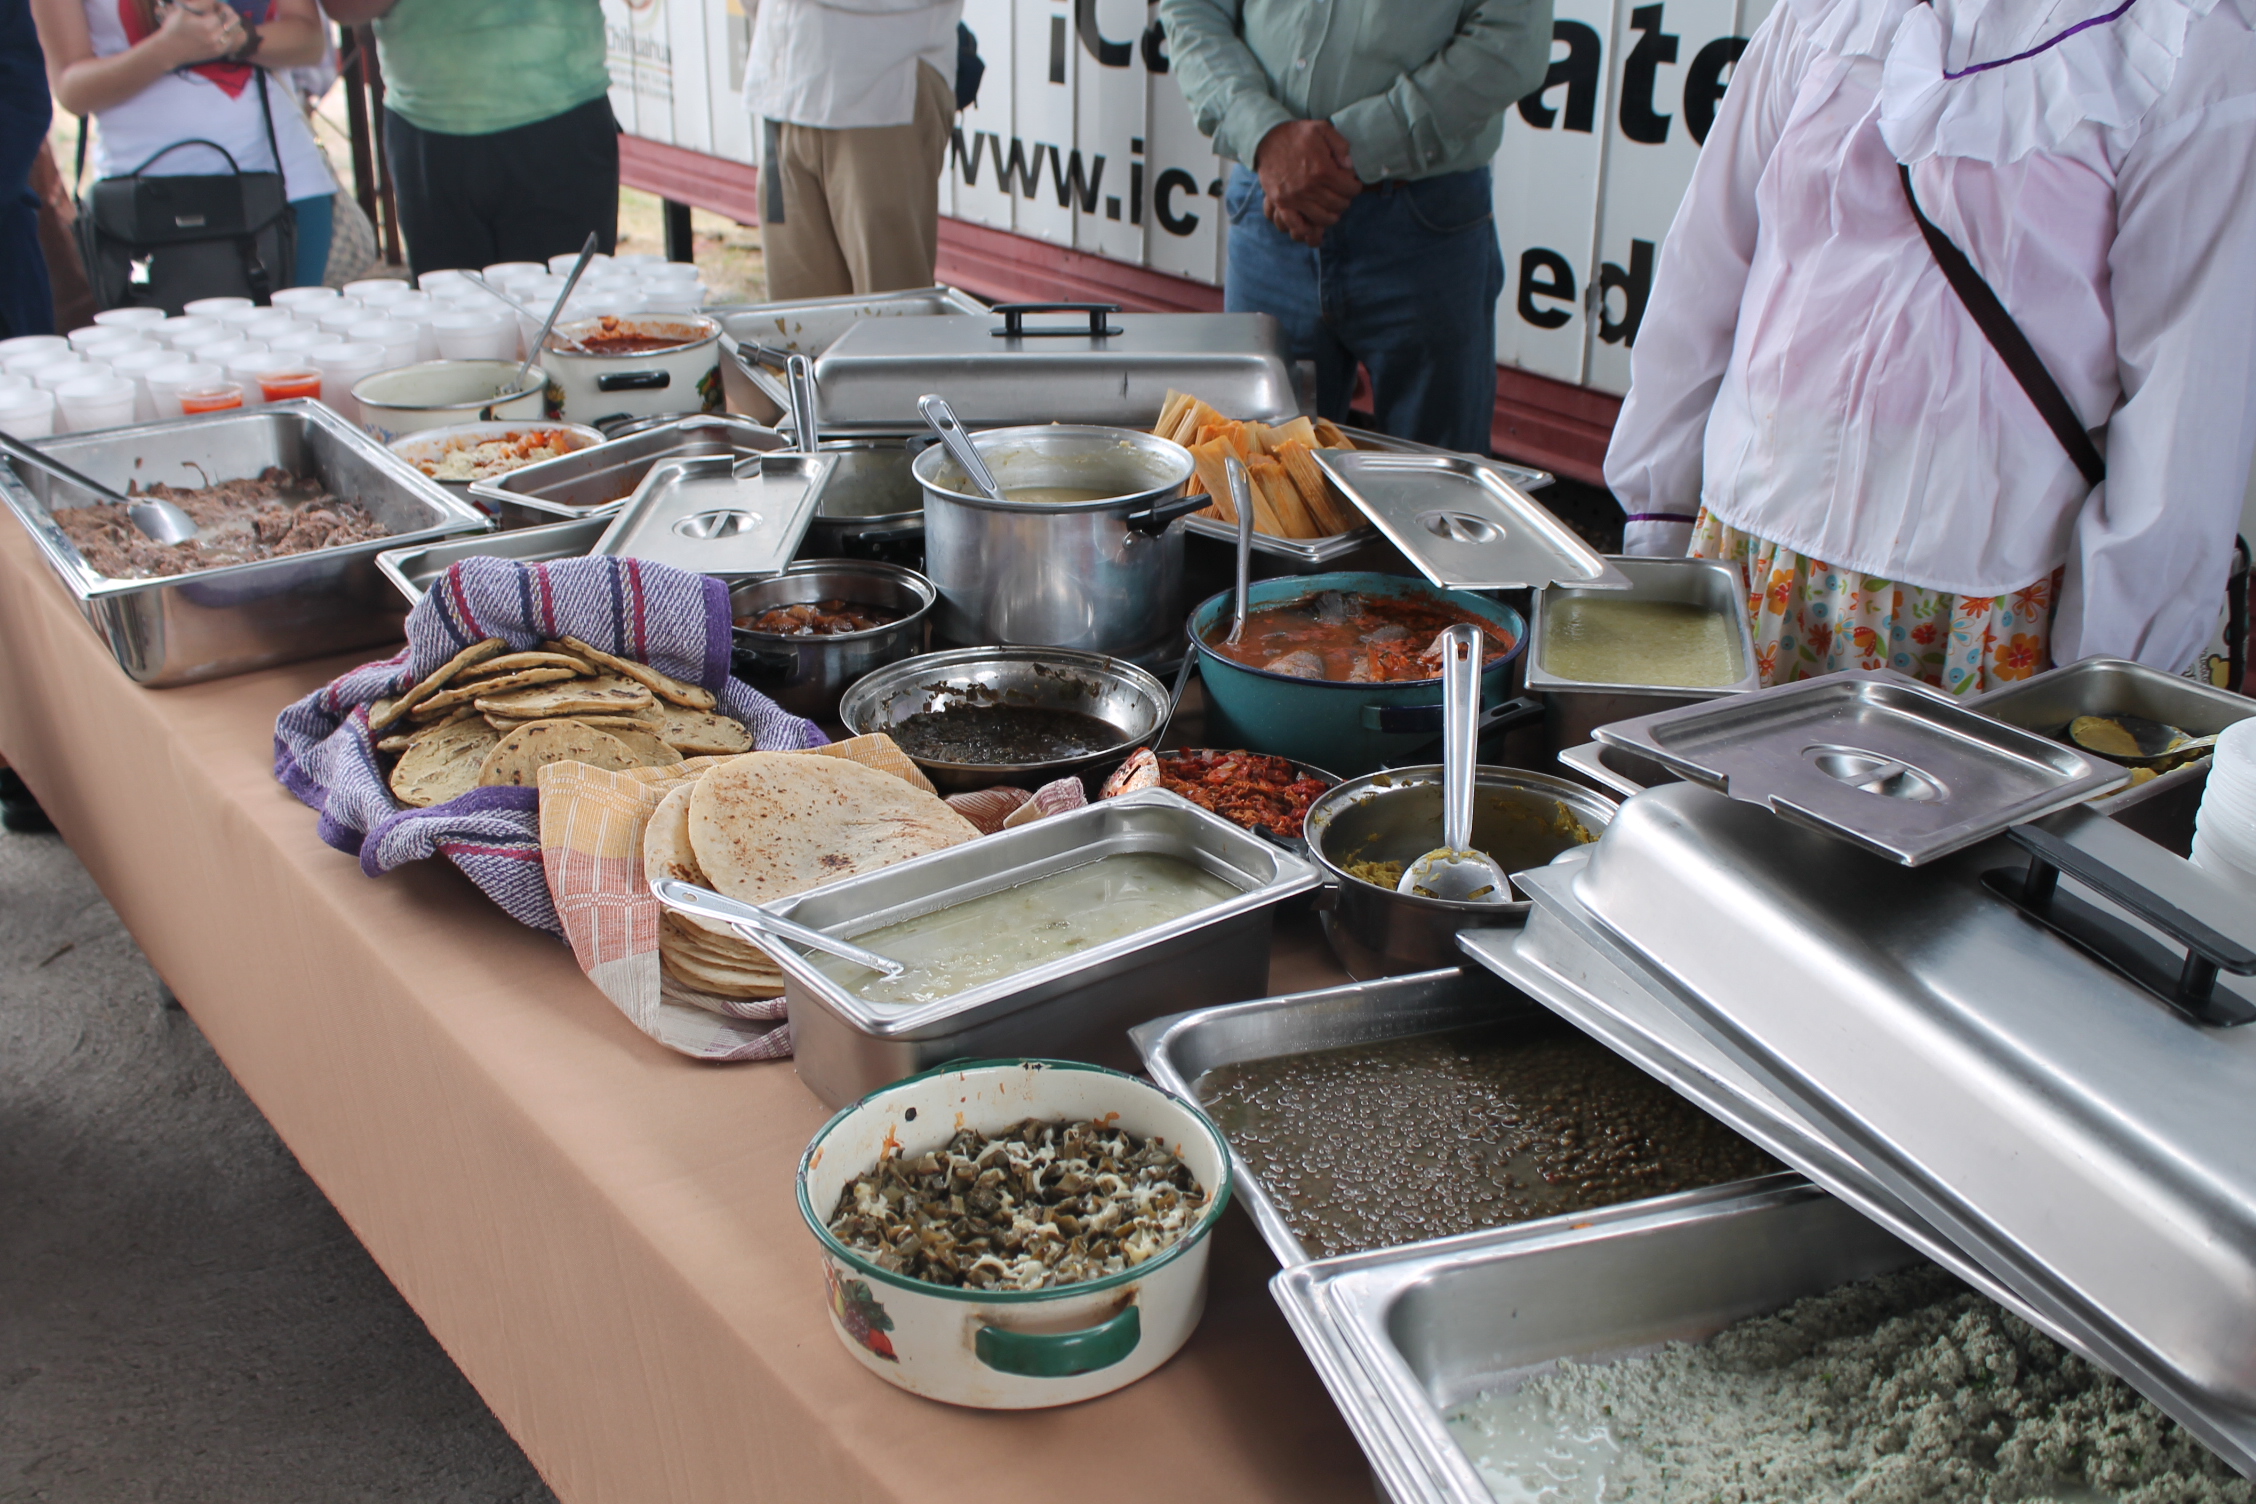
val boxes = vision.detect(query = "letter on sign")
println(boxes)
[1518,249,1578,330]
[1618,5,1679,146]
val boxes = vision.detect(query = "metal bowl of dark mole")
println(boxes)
[1304,767,1618,978]
[839,645,1170,793]
[730,560,935,721]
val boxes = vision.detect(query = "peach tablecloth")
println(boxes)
[0,517,1373,1504]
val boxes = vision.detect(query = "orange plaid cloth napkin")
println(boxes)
[536,738,1084,1061]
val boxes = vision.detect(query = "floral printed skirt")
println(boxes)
[1690,509,2061,696]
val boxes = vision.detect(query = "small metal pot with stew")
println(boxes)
[542,315,724,428]
[911,424,1209,664]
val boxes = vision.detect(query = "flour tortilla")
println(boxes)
[460,650,594,679]
[644,782,735,942]
[687,752,980,910]
[654,706,754,756]
[476,719,645,787]
[474,674,655,719]
[555,635,718,711]
[371,637,505,731]
[659,911,781,978]
[387,720,500,808]
[419,664,582,714]
[659,942,785,1000]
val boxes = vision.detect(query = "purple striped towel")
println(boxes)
[273,555,826,934]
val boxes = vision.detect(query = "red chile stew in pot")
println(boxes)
[552,317,700,355]
[1202,587,1514,683]
[735,599,903,636]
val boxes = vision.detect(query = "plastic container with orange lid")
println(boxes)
[178,382,246,415]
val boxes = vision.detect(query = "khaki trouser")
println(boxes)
[761,63,954,302]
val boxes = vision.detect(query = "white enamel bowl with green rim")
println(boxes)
[797,1058,1233,1409]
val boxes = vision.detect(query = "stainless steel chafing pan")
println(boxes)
[745,788,1322,1107]
[0,400,490,686]
[1272,1182,1919,1504]
[374,513,611,609]
[464,414,787,528]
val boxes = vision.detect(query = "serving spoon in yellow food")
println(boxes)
[1398,623,1513,905]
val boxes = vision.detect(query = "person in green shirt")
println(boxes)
[1160,0,1550,452]
[320,0,615,275]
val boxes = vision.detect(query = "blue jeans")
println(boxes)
[290,192,334,290]
[1224,164,1503,454]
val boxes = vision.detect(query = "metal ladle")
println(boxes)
[1398,623,1513,904]
[917,392,1005,503]
[0,429,197,544]
[650,878,909,979]
[1224,454,1254,647]
[458,272,590,353]
[513,231,599,397]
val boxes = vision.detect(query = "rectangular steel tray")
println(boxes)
[464,415,786,528]
[808,309,1297,431]
[1181,432,1554,572]
[1593,668,2126,865]
[1313,449,1628,593]
[716,285,991,422]
[0,400,490,686]
[1562,780,2256,1474]
[1526,555,1757,697]
[756,788,1322,1107]
[591,450,833,577]
[1129,966,1793,1270]
[374,513,612,609]
[1272,1183,1919,1504]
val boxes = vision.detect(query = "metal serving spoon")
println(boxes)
[650,877,909,979]
[458,272,590,354]
[785,353,820,454]
[513,231,599,395]
[1399,623,1513,904]
[0,429,197,544]
[917,392,1006,502]
[1225,454,1254,647]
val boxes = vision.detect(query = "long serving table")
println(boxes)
[0,518,1375,1503]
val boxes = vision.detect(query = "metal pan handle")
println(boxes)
[990,301,1124,339]
[1123,492,1211,537]
[597,370,671,392]
[1361,694,1544,740]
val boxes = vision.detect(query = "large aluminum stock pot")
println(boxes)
[911,424,1208,663]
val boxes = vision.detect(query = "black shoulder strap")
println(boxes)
[254,67,282,176]
[1899,162,2106,488]
[73,116,87,195]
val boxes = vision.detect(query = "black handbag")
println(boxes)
[74,68,298,314]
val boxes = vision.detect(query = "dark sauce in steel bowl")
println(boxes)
[1198,1021,1780,1259]
[889,705,1129,765]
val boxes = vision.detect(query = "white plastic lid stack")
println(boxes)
[83,336,157,362]
[214,303,272,329]
[182,295,253,319]
[225,350,299,407]
[2190,719,2256,898]
[266,326,326,355]
[3,344,80,377]
[91,306,168,330]
[549,250,612,275]
[345,277,412,305]
[150,315,219,348]
[0,385,57,438]
[613,252,663,269]
[55,373,138,433]
[196,338,265,368]
[483,260,544,285]
[0,371,26,392]
[34,358,105,392]
[164,323,234,358]
[68,323,135,352]
[348,319,420,371]
[310,341,384,420]
[271,286,342,312]
[431,309,515,361]
[239,311,299,344]
[314,300,369,337]
[106,346,176,421]
[416,268,471,295]
[0,333,68,362]
[144,360,223,419]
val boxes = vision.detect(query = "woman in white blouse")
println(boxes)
[1605,0,2256,692]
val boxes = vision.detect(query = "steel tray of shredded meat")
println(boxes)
[0,402,488,685]
[55,467,391,579]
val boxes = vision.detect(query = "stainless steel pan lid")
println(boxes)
[1593,668,2127,865]
[1549,779,2256,1475]
[808,304,1296,430]
[590,450,834,576]
[1312,449,1629,593]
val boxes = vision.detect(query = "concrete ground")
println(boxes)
[0,820,556,1504]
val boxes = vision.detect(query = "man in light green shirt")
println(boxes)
[322,0,616,275]
[1160,0,1550,451]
